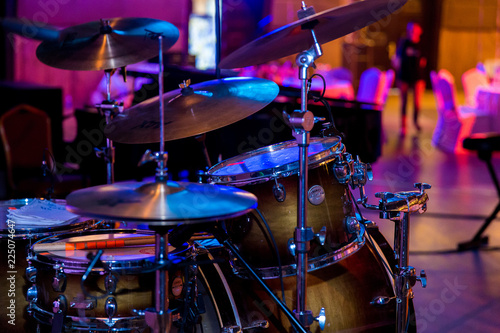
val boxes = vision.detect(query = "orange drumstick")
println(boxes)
[34,235,155,252]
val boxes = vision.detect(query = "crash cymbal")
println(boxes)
[219,0,408,69]
[104,77,279,143]
[66,180,257,224]
[36,17,179,71]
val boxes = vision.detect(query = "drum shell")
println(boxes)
[200,227,406,332]
[225,159,357,269]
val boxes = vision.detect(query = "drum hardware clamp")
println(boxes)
[361,182,431,333]
[94,71,125,185]
[288,225,327,257]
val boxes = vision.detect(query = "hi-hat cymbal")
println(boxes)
[66,180,257,224]
[219,0,408,69]
[36,17,179,71]
[104,77,279,143]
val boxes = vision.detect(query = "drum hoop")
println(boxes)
[0,198,95,239]
[29,303,146,331]
[30,229,187,273]
[231,226,366,279]
[208,136,344,186]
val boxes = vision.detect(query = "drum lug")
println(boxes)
[105,297,118,318]
[333,153,353,184]
[316,226,327,246]
[272,180,286,202]
[287,238,296,257]
[26,285,38,302]
[52,266,67,292]
[26,265,37,283]
[105,272,118,294]
[344,216,360,235]
[53,295,68,314]
[315,307,326,331]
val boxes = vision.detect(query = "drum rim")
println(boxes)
[29,303,146,331]
[231,225,366,279]
[0,198,93,238]
[208,136,344,185]
[30,229,187,273]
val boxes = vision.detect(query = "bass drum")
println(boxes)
[194,226,417,332]
[0,199,96,333]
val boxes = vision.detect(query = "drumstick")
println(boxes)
[34,235,155,252]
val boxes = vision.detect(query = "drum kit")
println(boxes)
[1,0,433,332]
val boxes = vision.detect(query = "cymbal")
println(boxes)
[36,17,179,71]
[65,180,257,224]
[104,77,279,143]
[219,0,408,69]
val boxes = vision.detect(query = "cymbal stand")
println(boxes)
[283,3,325,330]
[361,183,430,333]
[140,33,171,333]
[95,69,124,184]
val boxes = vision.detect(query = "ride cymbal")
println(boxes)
[36,17,179,71]
[104,77,279,143]
[66,180,257,224]
[219,0,408,69]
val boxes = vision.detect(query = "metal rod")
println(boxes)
[104,111,115,184]
[297,133,309,318]
[396,212,410,333]
[158,35,167,177]
[105,70,112,102]
[222,239,307,333]
[155,231,170,333]
[215,0,222,79]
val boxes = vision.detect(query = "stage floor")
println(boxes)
[362,90,500,333]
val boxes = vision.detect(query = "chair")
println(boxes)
[0,104,86,198]
[461,68,489,107]
[329,67,353,83]
[380,69,395,105]
[356,67,386,107]
[430,69,484,153]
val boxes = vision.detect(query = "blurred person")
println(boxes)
[392,22,426,136]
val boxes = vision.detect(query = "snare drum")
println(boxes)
[27,230,192,332]
[0,199,95,333]
[208,137,363,277]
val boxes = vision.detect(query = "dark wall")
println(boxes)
[0,0,16,81]
[221,0,272,58]
[343,0,444,87]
